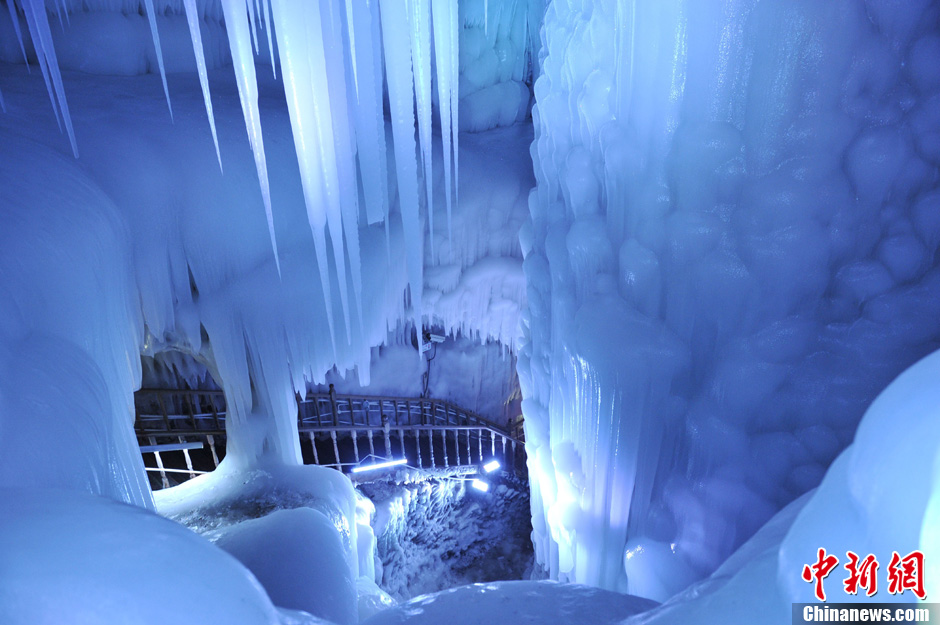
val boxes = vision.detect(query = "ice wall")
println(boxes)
[0,133,151,508]
[626,349,940,623]
[456,0,542,132]
[520,0,940,598]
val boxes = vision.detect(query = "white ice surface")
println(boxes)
[360,580,657,625]
[215,507,357,625]
[0,488,284,624]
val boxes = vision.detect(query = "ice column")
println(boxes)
[521,0,940,600]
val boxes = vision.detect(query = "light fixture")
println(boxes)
[471,479,489,492]
[351,458,408,473]
[483,460,500,473]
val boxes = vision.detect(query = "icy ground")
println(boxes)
[360,581,658,625]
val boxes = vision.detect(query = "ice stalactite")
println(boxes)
[269,0,340,359]
[182,0,222,169]
[6,0,461,359]
[220,0,280,276]
[380,0,424,352]
[19,0,76,156]
[142,0,172,120]
[320,0,361,343]
[409,0,434,259]
[5,0,29,66]
[348,0,388,227]
[431,0,455,242]
[259,0,276,78]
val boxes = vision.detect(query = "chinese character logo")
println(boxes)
[802,548,840,601]
[801,549,926,601]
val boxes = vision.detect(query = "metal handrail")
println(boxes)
[135,388,526,489]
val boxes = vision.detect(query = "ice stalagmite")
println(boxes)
[270,0,338,357]
[221,0,280,276]
[408,0,434,258]
[379,0,424,350]
[142,0,173,120]
[182,0,222,168]
[431,0,455,242]
[20,0,76,157]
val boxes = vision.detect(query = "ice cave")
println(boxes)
[1,0,939,623]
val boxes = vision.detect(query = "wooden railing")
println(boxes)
[134,388,524,489]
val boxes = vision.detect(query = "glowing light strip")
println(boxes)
[471,479,489,492]
[483,460,500,473]
[351,458,408,473]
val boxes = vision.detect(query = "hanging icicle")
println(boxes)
[408,0,434,258]
[143,0,173,120]
[11,0,464,362]
[182,0,222,169]
[431,0,457,243]
[379,0,425,355]
[221,0,281,276]
[6,0,29,68]
[20,0,76,157]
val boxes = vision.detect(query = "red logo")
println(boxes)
[887,551,926,600]
[801,549,926,601]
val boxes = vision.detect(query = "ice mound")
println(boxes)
[155,462,358,567]
[0,488,284,624]
[215,507,358,625]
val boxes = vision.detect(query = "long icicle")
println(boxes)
[369,0,392,263]
[182,0,223,169]
[343,0,359,98]
[221,0,281,277]
[408,0,434,260]
[310,0,352,344]
[21,0,76,157]
[324,0,365,342]
[450,0,459,221]
[350,0,388,226]
[379,0,424,355]
[270,0,338,359]
[6,0,30,69]
[431,0,454,244]
[260,0,277,78]
[249,0,261,54]
[142,0,173,120]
